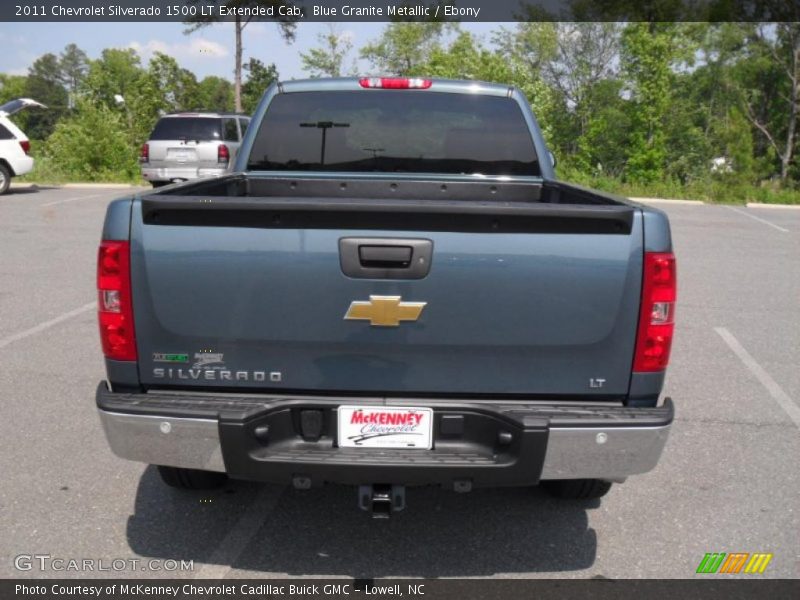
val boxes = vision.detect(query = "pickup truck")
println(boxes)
[96,77,676,516]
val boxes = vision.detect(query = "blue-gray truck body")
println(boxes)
[96,78,675,506]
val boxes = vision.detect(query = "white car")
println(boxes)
[0,98,46,194]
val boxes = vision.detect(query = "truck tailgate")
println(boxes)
[130,197,642,397]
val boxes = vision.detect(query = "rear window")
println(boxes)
[149,117,221,142]
[247,91,539,176]
[223,118,239,141]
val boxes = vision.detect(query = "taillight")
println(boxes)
[97,241,137,361]
[633,252,676,372]
[19,140,30,154]
[139,143,149,163]
[358,77,432,89]
[218,144,230,163]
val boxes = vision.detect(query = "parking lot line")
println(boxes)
[0,302,95,350]
[191,485,284,579]
[41,191,117,207]
[725,206,790,233]
[715,327,800,429]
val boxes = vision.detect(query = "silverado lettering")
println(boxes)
[153,368,268,382]
[96,77,676,514]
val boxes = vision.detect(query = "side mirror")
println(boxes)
[548,151,557,168]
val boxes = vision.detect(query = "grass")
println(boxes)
[559,168,800,205]
[16,154,144,186]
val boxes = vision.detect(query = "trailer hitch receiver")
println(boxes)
[358,484,405,518]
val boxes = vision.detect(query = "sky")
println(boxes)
[0,21,502,81]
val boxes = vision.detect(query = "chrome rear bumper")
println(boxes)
[140,166,225,182]
[99,411,226,472]
[97,383,673,485]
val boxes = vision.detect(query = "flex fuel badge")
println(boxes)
[152,352,189,363]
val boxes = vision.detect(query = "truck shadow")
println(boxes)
[126,467,599,576]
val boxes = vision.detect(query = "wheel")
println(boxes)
[0,164,11,195]
[157,465,228,490]
[541,479,613,500]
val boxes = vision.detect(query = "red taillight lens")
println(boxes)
[358,77,432,89]
[139,143,149,163]
[19,140,30,154]
[633,252,676,372]
[97,241,137,361]
[218,144,230,163]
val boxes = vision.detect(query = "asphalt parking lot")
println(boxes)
[0,185,798,579]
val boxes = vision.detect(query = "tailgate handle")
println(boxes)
[359,245,412,268]
[339,238,433,280]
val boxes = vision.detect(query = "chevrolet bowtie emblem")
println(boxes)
[344,295,427,327]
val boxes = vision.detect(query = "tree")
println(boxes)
[196,76,234,112]
[59,43,88,109]
[492,23,557,79]
[184,1,296,112]
[43,98,138,181]
[620,23,693,183]
[83,48,162,147]
[147,52,199,112]
[419,31,513,82]
[83,48,144,107]
[0,75,30,131]
[360,22,455,75]
[737,24,800,182]
[0,74,28,103]
[492,23,567,151]
[494,23,622,156]
[573,79,633,177]
[241,58,278,113]
[24,53,68,140]
[542,24,621,142]
[176,69,200,111]
[301,25,354,78]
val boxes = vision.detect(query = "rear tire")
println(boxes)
[0,164,11,195]
[541,479,613,500]
[157,466,228,490]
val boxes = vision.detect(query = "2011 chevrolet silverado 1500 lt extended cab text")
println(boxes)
[96,77,676,515]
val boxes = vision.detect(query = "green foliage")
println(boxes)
[301,25,354,78]
[360,22,456,75]
[82,49,164,149]
[59,43,88,107]
[83,48,143,107]
[621,24,675,183]
[196,76,234,112]
[40,99,139,182]
[242,58,279,113]
[574,79,632,177]
[0,74,28,104]
[416,32,513,82]
[147,52,198,113]
[24,53,68,140]
[0,74,33,133]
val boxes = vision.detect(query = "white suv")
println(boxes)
[0,98,46,194]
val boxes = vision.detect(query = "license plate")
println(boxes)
[168,148,193,163]
[338,406,433,449]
